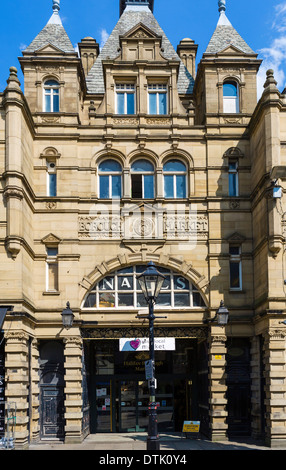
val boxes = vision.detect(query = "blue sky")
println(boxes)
[1,0,286,98]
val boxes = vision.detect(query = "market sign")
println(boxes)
[119,337,175,352]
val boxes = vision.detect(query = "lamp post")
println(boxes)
[137,261,166,451]
[61,302,74,330]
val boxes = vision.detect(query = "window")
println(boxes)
[83,265,206,309]
[99,159,122,199]
[43,80,60,112]
[229,245,242,290]
[228,160,238,196]
[131,159,154,198]
[148,84,167,115]
[223,81,239,113]
[47,161,57,197]
[115,84,135,114]
[163,160,187,198]
[46,247,59,292]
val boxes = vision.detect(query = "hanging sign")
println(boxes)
[119,337,175,352]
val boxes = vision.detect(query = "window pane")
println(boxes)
[193,292,205,307]
[118,293,134,307]
[156,293,171,306]
[47,247,58,257]
[174,275,189,290]
[98,276,114,290]
[53,92,59,112]
[49,173,57,197]
[99,175,110,199]
[111,175,121,198]
[174,293,190,307]
[99,292,115,308]
[45,95,51,112]
[137,293,147,308]
[223,82,237,97]
[161,275,171,290]
[230,261,241,288]
[158,93,167,114]
[84,293,97,308]
[229,246,240,255]
[131,159,154,172]
[127,92,135,114]
[143,174,154,198]
[118,276,133,291]
[99,159,122,172]
[229,173,237,196]
[149,93,157,114]
[164,160,186,172]
[117,93,125,114]
[164,175,174,198]
[176,175,186,198]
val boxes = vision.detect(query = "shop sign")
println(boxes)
[182,421,200,433]
[119,337,175,352]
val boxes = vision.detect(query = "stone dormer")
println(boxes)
[194,0,261,125]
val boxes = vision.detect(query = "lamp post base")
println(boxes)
[147,437,160,450]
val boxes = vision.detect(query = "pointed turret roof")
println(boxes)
[24,0,75,54]
[205,0,255,55]
[86,3,194,95]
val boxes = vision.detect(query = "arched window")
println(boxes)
[223,81,239,113]
[83,265,206,309]
[163,160,187,198]
[99,159,122,199]
[43,80,60,112]
[131,159,154,198]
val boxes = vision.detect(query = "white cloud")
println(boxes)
[100,29,109,50]
[257,2,286,99]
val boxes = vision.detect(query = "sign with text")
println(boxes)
[182,421,200,433]
[119,338,175,352]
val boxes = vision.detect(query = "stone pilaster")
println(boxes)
[63,336,83,443]
[208,329,228,441]
[250,336,263,440]
[263,328,286,448]
[30,338,40,442]
[4,331,30,449]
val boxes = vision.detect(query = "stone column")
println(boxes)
[63,336,83,444]
[208,329,228,441]
[30,338,40,443]
[4,331,30,449]
[263,328,286,448]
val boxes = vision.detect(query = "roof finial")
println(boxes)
[52,0,60,13]
[218,0,226,13]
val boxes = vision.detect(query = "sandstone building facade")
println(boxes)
[1,0,286,448]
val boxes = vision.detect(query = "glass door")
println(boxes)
[95,381,113,432]
[119,381,136,432]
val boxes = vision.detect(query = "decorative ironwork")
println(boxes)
[81,326,207,340]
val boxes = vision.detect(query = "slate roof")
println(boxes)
[24,12,75,54]
[205,12,255,55]
[86,6,194,95]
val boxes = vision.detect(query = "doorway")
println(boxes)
[87,338,198,433]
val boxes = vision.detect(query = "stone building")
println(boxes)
[1,0,286,449]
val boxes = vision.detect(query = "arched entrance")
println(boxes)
[81,263,208,434]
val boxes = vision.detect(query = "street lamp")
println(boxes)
[61,302,74,330]
[137,261,166,451]
[204,301,229,326]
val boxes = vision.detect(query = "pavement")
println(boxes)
[26,432,274,451]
